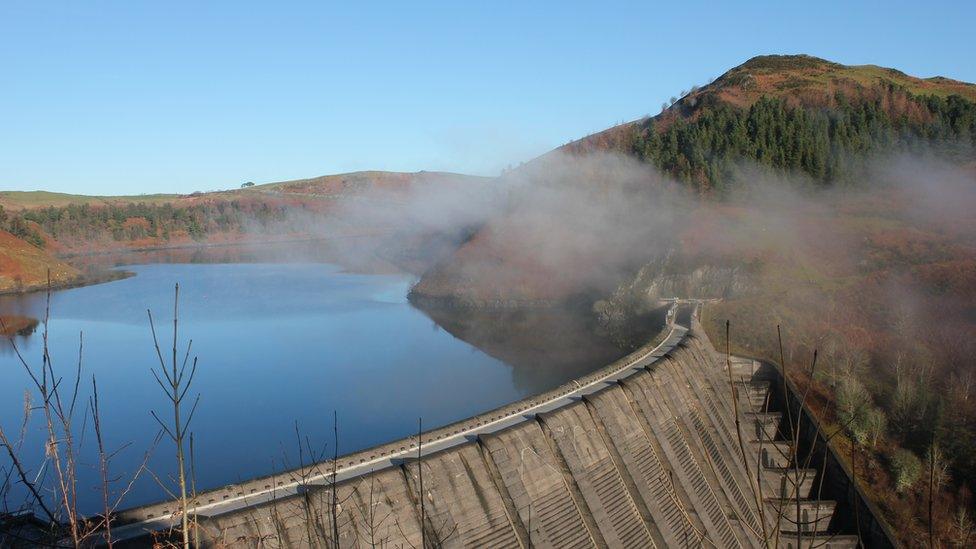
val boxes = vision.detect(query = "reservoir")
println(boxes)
[0,249,638,513]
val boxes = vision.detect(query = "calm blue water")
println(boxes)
[0,260,596,513]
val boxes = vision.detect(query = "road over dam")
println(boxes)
[13,304,895,547]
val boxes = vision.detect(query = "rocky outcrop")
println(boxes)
[619,252,759,304]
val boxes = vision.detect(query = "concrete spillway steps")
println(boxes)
[747,412,784,441]
[754,440,793,469]
[728,356,763,379]
[664,417,741,549]
[530,483,595,549]
[603,390,699,546]
[587,459,653,549]
[780,535,862,548]
[716,347,856,548]
[766,499,836,535]
[482,423,598,549]
[456,509,520,548]
[762,468,818,500]
[736,380,773,411]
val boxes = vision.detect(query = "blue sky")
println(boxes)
[2,1,974,195]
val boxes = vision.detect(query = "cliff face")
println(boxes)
[622,253,759,302]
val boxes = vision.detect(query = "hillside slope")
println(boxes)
[562,54,976,156]
[0,170,486,254]
[0,229,80,293]
[559,54,976,191]
[414,54,976,307]
[0,170,488,291]
[0,170,485,211]
[253,170,488,197]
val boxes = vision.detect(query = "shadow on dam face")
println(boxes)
[413,300,669,395]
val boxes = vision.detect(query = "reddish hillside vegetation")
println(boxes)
[0,170,486,290]
[0,229,80,292]
[560,54,976,160]
[415,54,976,307]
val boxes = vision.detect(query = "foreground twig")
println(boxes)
[148,283,199,549]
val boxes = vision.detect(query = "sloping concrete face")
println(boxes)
[537,401,655,548]
[401,444,522,548]
[482,421,599,549]
[107,313,878,548]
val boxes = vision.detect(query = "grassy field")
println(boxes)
[0,190,180,210]
[714,54,976,103]
[0,170,487,210]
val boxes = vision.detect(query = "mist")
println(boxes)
[269,145,975,388]
[246,146,973,333]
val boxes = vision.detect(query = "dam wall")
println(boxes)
[94,307,884,547]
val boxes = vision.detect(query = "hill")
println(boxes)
[253,170,487,197]
[0,191,179,210]
[0,228,80,293]
[0,170,485,255]
[414,54,976,307]
[559,54,976,191]
[0,170,487,291]
[0,170,485,210]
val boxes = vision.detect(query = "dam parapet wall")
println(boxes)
[12,304,888,548]
[109,309,685,541]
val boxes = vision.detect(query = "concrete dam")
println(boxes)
[99,307,890,547]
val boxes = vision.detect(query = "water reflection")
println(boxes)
[0,246,664,514]
[414,303,663,395]
[67,238,400,274]
[0,297,43,354]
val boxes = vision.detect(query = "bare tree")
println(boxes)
[355,474,392,548]
[1,276,153,547]
[331,411,340,548]
[148,283,200,549]
[951,506,973,547]
[721,318,844,548]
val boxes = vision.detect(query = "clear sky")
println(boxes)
[2,1,974,195]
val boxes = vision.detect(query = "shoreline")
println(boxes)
[55,235,343,259]
[3,234,394,297]
[0,269,133,297]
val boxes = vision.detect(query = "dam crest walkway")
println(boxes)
[103,306,865,548]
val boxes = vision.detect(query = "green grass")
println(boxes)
[719,55,976,102]
[0,190,180,209]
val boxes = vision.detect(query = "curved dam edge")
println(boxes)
[96,302,889,548]
[111,306,688,537]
